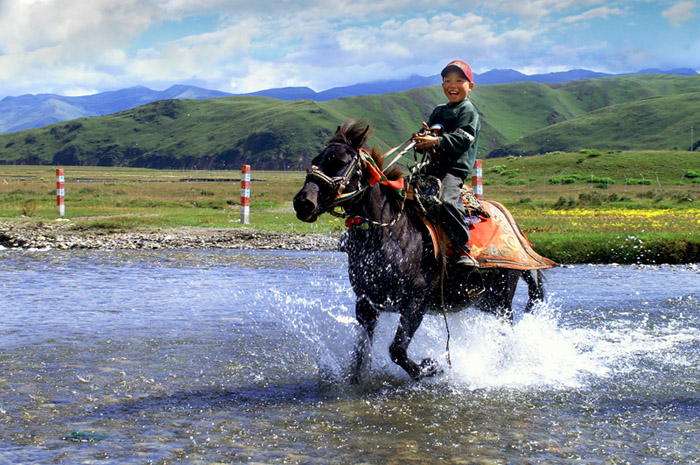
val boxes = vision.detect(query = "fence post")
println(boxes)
[56,169,65,216]
[241,165,251,224]
[471,159,483,199]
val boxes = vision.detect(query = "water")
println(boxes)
[1,249,699,464]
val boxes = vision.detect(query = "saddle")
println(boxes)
[407,178,557,270]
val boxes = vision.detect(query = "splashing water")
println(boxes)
[263,263,700,393]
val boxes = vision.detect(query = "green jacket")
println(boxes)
[427,98,480,181]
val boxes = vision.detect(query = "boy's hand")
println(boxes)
[412,134,440,150]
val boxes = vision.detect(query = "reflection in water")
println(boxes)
[1,250,699,464]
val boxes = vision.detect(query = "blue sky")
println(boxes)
[0,0,698,98]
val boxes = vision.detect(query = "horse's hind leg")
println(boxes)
[523,270,544,313]
[350,296,378,383]
[482,270,519,323]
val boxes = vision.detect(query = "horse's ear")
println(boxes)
[350,125,370,149]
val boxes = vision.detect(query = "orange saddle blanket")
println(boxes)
[425,200,557,271]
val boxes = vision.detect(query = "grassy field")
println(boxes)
[2,149,699,263]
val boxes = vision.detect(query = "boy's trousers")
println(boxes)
[437,173,470,252]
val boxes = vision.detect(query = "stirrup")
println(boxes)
[455,253,478,267]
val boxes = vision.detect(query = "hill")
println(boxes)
[2,68,696,134]
[0,74,699,169]
[493,92,700,155]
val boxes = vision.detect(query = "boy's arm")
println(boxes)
[436,109,479,161]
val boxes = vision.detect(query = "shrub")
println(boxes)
[191,188,215,196]
[22,200,36,217]
[587,176,614,185]
[625,178,652,185]
[78,187,104,196]
[549,175,581,184]
[684,169,700,179]
[486,165,507,174]
[670,192,694,203]
[580,149,601,157]
[554,196,578,208]
[579,192,602,206]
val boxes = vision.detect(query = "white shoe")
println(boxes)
[455,253,478,267]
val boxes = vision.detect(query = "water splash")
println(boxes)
[265,280,607,389]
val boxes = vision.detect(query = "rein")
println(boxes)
[307,136,454,366]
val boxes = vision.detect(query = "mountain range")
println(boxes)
[1,68,696,134]
[0,72,698,170]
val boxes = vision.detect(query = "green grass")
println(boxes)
[0,165,338,234]
[2,150,700,263]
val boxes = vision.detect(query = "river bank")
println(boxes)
[0,220,339,252]
[2,219,699,264]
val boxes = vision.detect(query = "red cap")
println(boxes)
[441,60,473,83]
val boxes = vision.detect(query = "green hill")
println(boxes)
[0,74,698,169]
[490,91,700,155]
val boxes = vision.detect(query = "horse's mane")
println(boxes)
[330,119,403,182]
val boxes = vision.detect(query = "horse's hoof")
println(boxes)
[418,358,443,378]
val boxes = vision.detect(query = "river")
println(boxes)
[1,248,699,464]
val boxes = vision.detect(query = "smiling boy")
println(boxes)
[412,60,480,264]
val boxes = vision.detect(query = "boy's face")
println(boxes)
[442,70,474,104]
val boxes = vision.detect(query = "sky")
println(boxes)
[0,0,698,98]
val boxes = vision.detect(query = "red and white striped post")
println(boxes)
[56,168,65,216]
[240,165,251,224]
[471,159,483,199]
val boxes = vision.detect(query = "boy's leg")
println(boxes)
[438,174,471,255]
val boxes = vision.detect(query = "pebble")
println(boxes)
[0,221,340,252]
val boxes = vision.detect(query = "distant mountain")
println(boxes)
[477,68,613,84]
[0,68,697,133]
[244,74,440,101]
[635,68,698,76]
[238,68,697,100]
[0,85,232,133]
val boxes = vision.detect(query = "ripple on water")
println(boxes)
[1,252,699,464]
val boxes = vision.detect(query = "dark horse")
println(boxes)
[293,120,545,381]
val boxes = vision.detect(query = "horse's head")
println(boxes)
[293,120,370,222]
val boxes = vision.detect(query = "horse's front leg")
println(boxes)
[350,296,378,383]
[389,306,442,380]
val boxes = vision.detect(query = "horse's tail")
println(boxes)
[522,269,545,313]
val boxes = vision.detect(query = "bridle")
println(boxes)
[304,142,366,208]
[304,142,410,227]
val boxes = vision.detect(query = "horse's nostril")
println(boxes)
[293,196,317,221]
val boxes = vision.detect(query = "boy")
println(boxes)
[413,59,481,266]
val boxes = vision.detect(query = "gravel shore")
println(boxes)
[0,220,340,252]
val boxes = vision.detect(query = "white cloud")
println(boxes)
[0,0,159,55]
[662,1,697,27]
[0,0,696,98]
[491,0,606,22]
[562,6,626,23]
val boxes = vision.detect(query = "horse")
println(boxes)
[293,119,547,381]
